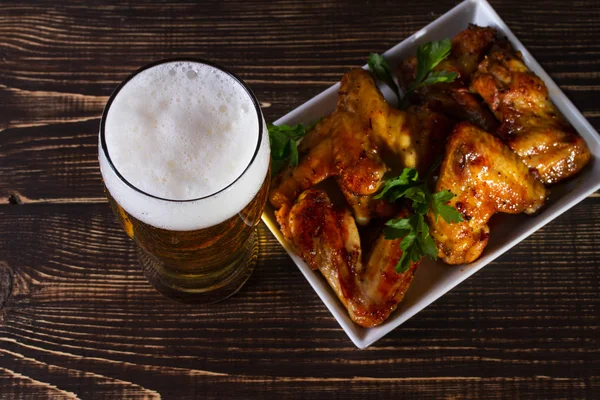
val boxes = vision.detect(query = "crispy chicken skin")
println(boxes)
[369,103,452,174]
[297,113,336,154]
[470,40,591,184]
[278,189,418,327]
[338,68,452,174]
[332,111,395,225]
[269,136,336,210]
[429,122,547,265]
[269,68,451,225]
[270,111,389,225]
[266,23,594,328]
[270,72,388,224]
[451,24,498,79]
[396,24,498,132]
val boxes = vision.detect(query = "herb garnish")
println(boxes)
[374,168,463,273]
[267,123,307,175]
[367,53,401,104]
[368,39,458,108]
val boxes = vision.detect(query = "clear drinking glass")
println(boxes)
[98,59,270,303]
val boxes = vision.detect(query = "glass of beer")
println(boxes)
[98,59,270,303]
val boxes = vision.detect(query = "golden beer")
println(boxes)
[99,59,270,303]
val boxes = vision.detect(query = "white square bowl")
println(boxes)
[261,0,600,349]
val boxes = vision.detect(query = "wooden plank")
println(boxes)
[0,350,159,399]
[0,367,77,400]
[0,200,598,397]
[1,0,599,202]
[1,0,600,397]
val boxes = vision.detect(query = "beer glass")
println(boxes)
[98,59,270,303]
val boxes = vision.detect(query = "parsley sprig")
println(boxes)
[374,168,464,273]
[367,53,401,103]
[368,39,458,108]
[268,124,307,175]
[409,39,458,92]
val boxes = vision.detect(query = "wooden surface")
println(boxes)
[1,0,599,398]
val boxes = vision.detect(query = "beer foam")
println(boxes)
[99,61,270,231]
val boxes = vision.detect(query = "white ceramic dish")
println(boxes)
[261,0,600,349]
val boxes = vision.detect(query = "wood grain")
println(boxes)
[0,201,598,398]
[1,0,599,398]
[1,0,600,202]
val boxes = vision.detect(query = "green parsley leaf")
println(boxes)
[414,69,459,89]
[397,224,420,272]
[403,186,427,208]
[431,190,464,224]
[267,123,307,175]
[402,39,458,108]
[272,124,305,141]
[383,218,413,240]
[373,168,419,200]
[271,159,287,176]
[288,138,299,167]
[368,53,401,103]
[377,167,463,273]
[269,128,290,160]
[411,39,453,88]
[417,216,438,259]
[432,189,454,203]
[368,40,457,109]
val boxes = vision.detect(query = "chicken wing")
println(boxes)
[429,122,547,265]
[340,68,453,175]
[270,112,389,224]
[269,135,336,210]
[451,24,498,79]
[270,68,452,225]
[470,40,591,184]
[396,24,498,132]
[332,112,389,224]
[279,189,418,327]
[297,112,337,154]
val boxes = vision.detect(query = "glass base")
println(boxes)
[137,229,258,304]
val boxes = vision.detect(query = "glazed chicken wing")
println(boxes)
[341,69,452,174]
[269,68,452,225]
[278,189,417,327]
[270,71,388,224]
[470,40,591,184]
[268,23,593,329]
[269,135,336,210]
[332,112,390,223]
[451,24,498,79]
[396,24,499,132]
[429,122,547,265]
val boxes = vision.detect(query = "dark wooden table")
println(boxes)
[1,0,599,398]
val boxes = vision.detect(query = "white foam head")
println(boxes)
[99,60,270,231]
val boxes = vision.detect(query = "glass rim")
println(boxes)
[99,57,265,203]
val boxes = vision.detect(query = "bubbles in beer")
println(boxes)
[104,61,259,200]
